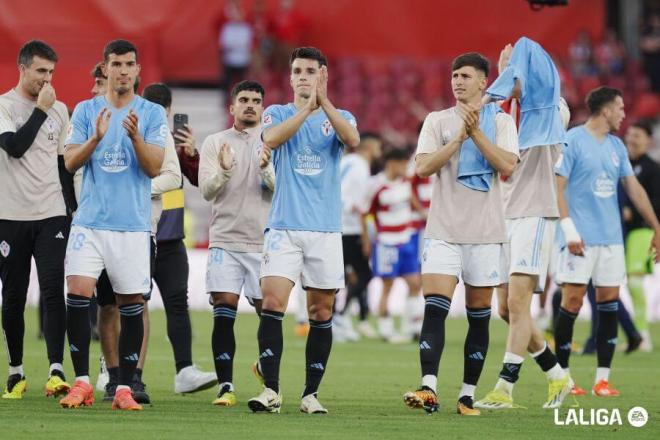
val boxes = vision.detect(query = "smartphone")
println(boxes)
[173,113,189,139]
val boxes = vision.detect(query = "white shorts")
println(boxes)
[65,225,151,294]
[260,229,345,290]
[555,244,625,287]
[502,217,557,291]
[421,239,504,287]
[206,248,262,303]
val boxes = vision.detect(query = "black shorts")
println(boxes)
[342,234,371,278]
[96,235,157,306]
[0,215,69,302]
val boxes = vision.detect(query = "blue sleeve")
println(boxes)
[65,101,90,146]
[144,104,168,148]
[336,110,358,149]
[487,37,530,100]
[616,138,634,178]
[555,136,576,178]
[262,105,283,128]
[340,110,358,128]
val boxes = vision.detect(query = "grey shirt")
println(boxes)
[416,107,519,244]
[502,144,562,219]
[199,125,274,253]
[0,89,68,220]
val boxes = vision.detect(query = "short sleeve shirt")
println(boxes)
[66,95,168,232]
[415,107,518,244]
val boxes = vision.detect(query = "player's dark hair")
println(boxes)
[18,40,58,66]
[383,147,410,162]
[103,39,138,62]
[91,62,106,79]
[290,46,328,68]
[143,83,172,109]
[585,86,622,115]
[451,52,490,77]
[231,80,265,102]
[360,132,381,143]
[631,119,654,137]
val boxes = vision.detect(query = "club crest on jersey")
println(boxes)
[293,146,325,176]
[65,123,74,143]
[321,119,333,136]
[45,117,58,141]
[98,143,132,173]
[0,240,10,258]
[610,151,620,167]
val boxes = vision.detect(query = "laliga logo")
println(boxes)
[554,407,648,427]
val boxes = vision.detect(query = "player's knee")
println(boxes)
[115,293,144,306]
[211,292,239,308]
[261,295,287,313]
[99,304,118,321]
[507,294,528,316]
[562,296,583,314]
[66,279,95,298]
[307,302,332,321]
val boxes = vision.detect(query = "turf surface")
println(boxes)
[2,308,658,439]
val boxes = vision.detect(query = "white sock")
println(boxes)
[546,364,566,381]
[495,378,514,395]
[49,363,64,375]
[459,383,476,398]
[595,367,610,383]
[219,382,234,392]
[8,365,24,376]
[530,341,547,359]
[401,297,417,336]
[378,316,393,337]
[503,351,525,365]
[76,375,90,384]
[422,375,437,393]
[116,384,130,391]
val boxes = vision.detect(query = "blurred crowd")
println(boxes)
[215,2,659,159]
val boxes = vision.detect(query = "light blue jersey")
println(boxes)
[66,95,168,232]
[487,36,566,150]
[555,125,633,246]
[263,103,357,232]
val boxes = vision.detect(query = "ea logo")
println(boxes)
[628,406,648,428]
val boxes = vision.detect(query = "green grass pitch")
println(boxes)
[2,308,658,439]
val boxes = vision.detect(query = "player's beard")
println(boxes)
[28,81,42,98]
[115,83,132,95]
[239,116,258,128]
